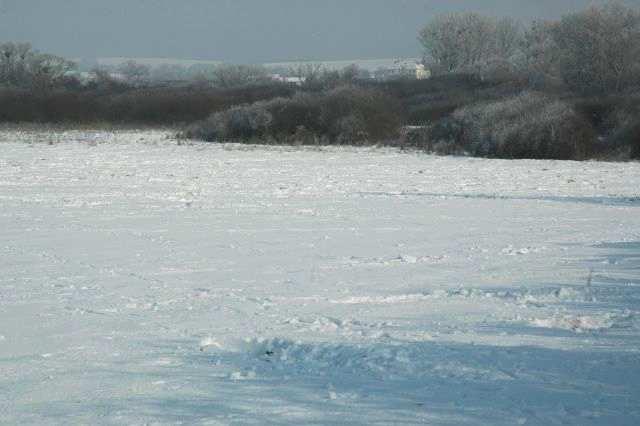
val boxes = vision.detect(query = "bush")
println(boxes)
[407,101,461,125]
[605,99,640,159]
[183,86,403,145]
[573,97,621,134]
[183,102,274,141]
[616,119,640,159]
[369,74,527,126]
[0,84,294,125]
[400,124,466,155]
[420,92,596,159]
[574,95,640,159]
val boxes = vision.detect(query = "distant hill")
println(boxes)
[81,57,419,73]
[95,57,223,68]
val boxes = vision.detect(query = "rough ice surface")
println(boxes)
[1,129,639,425]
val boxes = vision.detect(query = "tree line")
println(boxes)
[0,42,74,90]
[0,2,638,160]
[419,2,640,95]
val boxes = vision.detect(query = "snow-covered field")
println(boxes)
[1,129,639,425]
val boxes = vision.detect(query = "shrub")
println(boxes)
[617,120,640,159]
[573,97,621,134]
[399,124,466,155]
[183,86,403,145]
[0,84,294,125]
[604,98,640,159]
[574,95,640,159]
[371,74,527,126]
[445,92,596,159]
[183,102,273,141]
[407,100,461,125]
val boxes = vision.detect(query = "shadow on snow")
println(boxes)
[30,241,640,425]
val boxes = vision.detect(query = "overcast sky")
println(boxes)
[0,0,637,63]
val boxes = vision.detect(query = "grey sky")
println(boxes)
[0,0,636,63]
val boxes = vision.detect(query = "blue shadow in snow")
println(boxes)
[357,191,640,207]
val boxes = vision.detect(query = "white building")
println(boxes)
[416,63,431,80]
[373,60,431,81]
[269,74,306,86]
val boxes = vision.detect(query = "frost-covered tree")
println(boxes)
[0,42,75,90]
[150,63,190,83]
[210,64,271,88]
[551,2,640,94]
[288,63,324,84]
[29,53,77,90]
[418,13,523,74]
[494,17,524,61]
[518,20,564,88]
[117,60,151,85]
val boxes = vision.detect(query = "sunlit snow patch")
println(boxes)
[331,286,593,306]
[199,336,223,351]
[531,313,634,333]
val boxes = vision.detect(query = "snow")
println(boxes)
[1,129,640,425]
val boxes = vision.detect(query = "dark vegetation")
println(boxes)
[1,2,639,160]
[178,1,640,161]
[181,86,402,145]
[0,85,293,125]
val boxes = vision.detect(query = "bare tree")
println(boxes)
[150,63,189,83]
[286,63,368,88]
[494,18,524,62]
[551,2,640,94]
[88,67,128,92]
[117,60,151,85]
[288,63,325,85]
[419,13,523,75]
[29,53,76,90]
[518,20,564,88]
[338,64,361,82]
[211,64,270,88]
[0,42,75,90]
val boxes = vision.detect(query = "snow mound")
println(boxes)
[332,293,433,305]
[330,286,592,306]
[501,245,546,256]
[199,336,223,351]
[517,286,593,305]
[531,313,634,333]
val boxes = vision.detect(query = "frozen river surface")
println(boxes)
[1,130,639,425]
